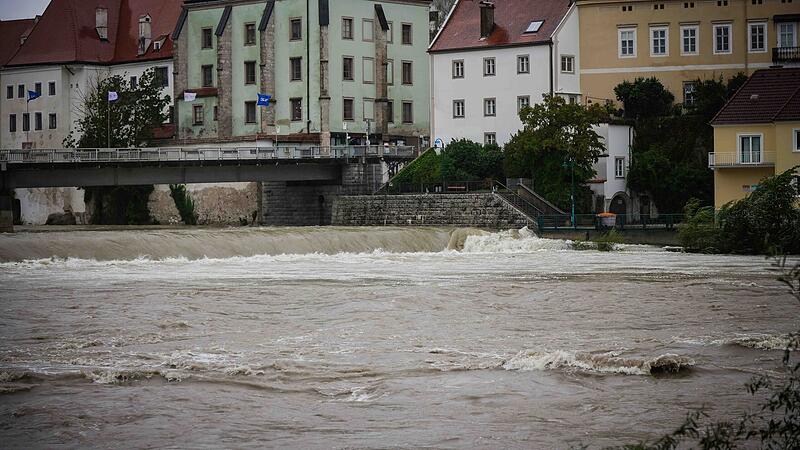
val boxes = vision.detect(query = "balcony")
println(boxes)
[708,152,776,169]
[773,46,800,64]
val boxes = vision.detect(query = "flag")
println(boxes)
[107,91,119,102]
[257,93,271,107]
[27,90,40,102]
[184,92,197,102]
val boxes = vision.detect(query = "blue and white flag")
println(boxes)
[27,90,40,102]
[257,93,271,107]
[107,91,119,102]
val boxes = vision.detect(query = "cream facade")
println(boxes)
[577,0,800,105]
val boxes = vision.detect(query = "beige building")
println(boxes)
[576,0,800,105]
[709,68,800,208]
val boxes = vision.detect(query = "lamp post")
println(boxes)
[563,155,576,228]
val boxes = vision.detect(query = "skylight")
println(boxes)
[525,20,544,33]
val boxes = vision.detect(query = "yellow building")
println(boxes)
[576,0,800,105]
[710,68,800,208]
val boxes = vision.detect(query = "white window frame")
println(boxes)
[615,157,626,178]
[713,23,732,55]
[517,95,530,112]
[483,98,496,117]
[517,55,530,74]
[737,133,763,164]
[748,22,767,53]
[453,99,465,118]
[362,18,374,42]
[561,55,575,73]
[618,27,637,58]
[484,132,496,146]
[793,128,800,152]
[650,26,669,56]
[778,23,797,48]
[483,57,496,76]
[680,25,699,55]
[452,60,464,79]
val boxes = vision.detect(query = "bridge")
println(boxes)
[0,145,416,189]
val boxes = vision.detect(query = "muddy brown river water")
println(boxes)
[0,226,796,448]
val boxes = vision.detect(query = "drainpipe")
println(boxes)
[548,41,554,96]
[306,0,311,134]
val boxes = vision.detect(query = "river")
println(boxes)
[0,226,796,448]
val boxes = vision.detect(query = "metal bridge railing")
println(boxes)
[0,145,416,164]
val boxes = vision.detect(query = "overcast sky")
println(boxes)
[0,0,50,20]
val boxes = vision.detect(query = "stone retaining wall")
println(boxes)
[331,193,534,228]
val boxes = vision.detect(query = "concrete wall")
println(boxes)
[540,228,679,246]
[14,187,87,225]
[332,193,533,228]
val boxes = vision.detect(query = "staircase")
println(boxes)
[492,181,545,232]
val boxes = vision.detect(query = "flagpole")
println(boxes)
[107,95,110,149]
[25,98,29,145]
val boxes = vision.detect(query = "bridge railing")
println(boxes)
[0,145,416,164]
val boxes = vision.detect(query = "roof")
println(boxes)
[429,0,571,53]
[0,18,36,66]
[711,68,800,126]
[6,0,182,67]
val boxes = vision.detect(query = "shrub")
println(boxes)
[169,184,198,225]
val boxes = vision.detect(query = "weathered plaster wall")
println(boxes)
[15,187,87,225]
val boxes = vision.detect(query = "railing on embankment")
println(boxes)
[0,145,416,165]
[538,213,684,231]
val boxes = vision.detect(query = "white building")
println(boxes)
[588,123,650,216]
[429,0,580,147]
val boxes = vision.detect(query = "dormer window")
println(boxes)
[96,7,108,40]
[138,15,152,56]
[524,20,544,34]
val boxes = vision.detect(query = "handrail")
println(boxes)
[0,145,416,165]
[492,180,545,220]
[516,182,566,215]
[708,151,776,168]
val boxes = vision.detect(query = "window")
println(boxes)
[290,57,302,81]
[386,59,394,85]
[17,84,24,98]
[342,57,354,81]
[245,23,256,45]
[22,113,29,131]
[752,0,762,3]
[622,5,633,11]
[749,23,766,52]
[484,98,496,117]
[386,100,394,123]
[517,96,530,111]
[401,61,412,85]
[34,112,42,130]
[452,60,464,78]
[290,98,302,121]
[651,27,668,56]
[453,99,465,118]
[714,24,731,54]
[130,76,138,89]
[6,86,12,99]
[615,157,626,178]
[201,65,213,87]
[245,61,257,84]
[362,57,375,84]
[401,23,412,45]
[387,22,394,44]
[245,101,256,123]
[9,114,16,133]
[484,133,496,146]
[683,81,695,105]
[362,19,374,42]
[290,18,302,41]
[683,2,695,7]
[483,57,495,76]
[342,18,353,40]
[793,129,800,152]
[155,66,169,87]
[363,98,374,120]
[402,101,413,123]
[681,25,698,55]
[739,134,762,164]
[49,113,57,129]
[343,97,354,121]
[653,3,665,9]
[34,82,42,95]
[779,23,797,48]
[517,55,530,74]
[619,28,636,57]
[201,28,213,49]
[193,105,204,125]
[561,55,575,73]
[716,0,728,5]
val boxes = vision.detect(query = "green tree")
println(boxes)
[65,68,171,225]
[504,95,607,211]
[614,77,675,120]
[685,73,748,120]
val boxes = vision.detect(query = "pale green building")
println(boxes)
[172,0,431,147]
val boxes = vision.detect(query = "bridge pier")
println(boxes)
[0,195,13,232]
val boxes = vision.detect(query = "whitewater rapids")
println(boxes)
[0,226,797,448]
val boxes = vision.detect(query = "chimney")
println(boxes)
[479,1,495,39]
[138,15,152,55]
[96,7,108,40]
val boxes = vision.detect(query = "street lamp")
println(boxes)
[563,155,576,228]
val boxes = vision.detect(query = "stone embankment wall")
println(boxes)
[332,193,533,228]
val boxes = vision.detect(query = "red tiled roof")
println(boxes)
[6,0,181,67]
[711,68,800,125]
[429,0,571,53]
[0,18,36,66]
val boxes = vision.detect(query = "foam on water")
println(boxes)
[501,350,695,376]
